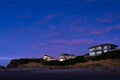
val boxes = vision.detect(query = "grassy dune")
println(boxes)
[18,59,120,70]
[18,63,67,69]
[70,59,120,68]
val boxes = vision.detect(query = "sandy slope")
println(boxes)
[0,69,120,80]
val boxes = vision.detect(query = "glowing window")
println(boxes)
[104,46,108,49]
[96,51,102,54]
[104,50,108,53]
[90,48,95,51]
[96,47,102,50]
[90,52,95,56]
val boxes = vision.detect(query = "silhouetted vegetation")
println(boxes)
[0,65,5,69]
[7,58,43,68]
[7,50,120,68]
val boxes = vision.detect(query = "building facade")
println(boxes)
[89,43,118,56]
[60,54,76,61]
[43,55,56,61]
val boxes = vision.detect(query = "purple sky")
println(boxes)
[0,0,120,66]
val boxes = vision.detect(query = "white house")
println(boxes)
[43,55,56,61]
[60,54,76,61]
[88,43,118,56]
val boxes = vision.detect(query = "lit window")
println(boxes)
[90,48,95,51]
[90,52,95,56]
[104,50,108,53]
[104,46,108,49]
[96,47,102,50]
[96,51,102,54]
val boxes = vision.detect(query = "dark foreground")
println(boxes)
[0,69,120,80]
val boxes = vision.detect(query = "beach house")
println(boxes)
[88,43,118,56]
[60,54,76,61]
[43,55,56,61]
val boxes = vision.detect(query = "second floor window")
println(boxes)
[104,46,108,49]
[96,46,102,50]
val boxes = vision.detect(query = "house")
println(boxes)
[43,55,56,61]
[60,54,76,61]
[88,43,118,56]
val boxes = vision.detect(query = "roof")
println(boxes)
[83,53,89,56]
[88,43,118,49]
[44,55,56,59]
[44,55,48,56]
[60,53,75,56]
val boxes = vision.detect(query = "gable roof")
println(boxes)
[88,43,118,49]
[60,53,75,56]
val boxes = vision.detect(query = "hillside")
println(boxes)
[7,50,120,68]
[17,59,120,71]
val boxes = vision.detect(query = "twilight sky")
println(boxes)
[0,0,120,66]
